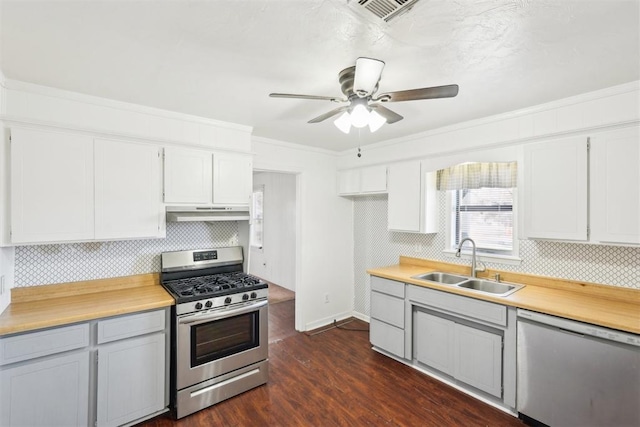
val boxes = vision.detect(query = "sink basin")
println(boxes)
[411,272,469,285]
[456,279,524,297]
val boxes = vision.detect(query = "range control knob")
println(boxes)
[224,297,232,305]
[195,302,203,310]
[250,292,257,299]
[242,294,249,301]
[205,300,213,308]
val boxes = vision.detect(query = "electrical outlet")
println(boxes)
[414,243,423,253]
[324,293,330,304]
[0,275,4,295]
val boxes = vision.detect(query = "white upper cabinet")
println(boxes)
[213,152,253,205]
[387,161,438,233]
[163,147,212,204]
[94,139,162,240]
[163,148,252,206]
[523,136,588,241]
[590,127,640,245]
[10,128,94,243]
[337,165,387,196]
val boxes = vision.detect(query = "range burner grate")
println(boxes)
[164,272,265,298]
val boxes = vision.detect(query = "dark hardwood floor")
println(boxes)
[139,300,523,426]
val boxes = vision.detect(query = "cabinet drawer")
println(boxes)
[0,323,90,366]
[407,286,506,327]
[371,276,405,298]
[97,309,165,344]
[371,291,404,328]
[370,319,404,358]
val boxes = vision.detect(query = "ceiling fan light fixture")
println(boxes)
[354,57,385,97]
[368,109,386,132]
[334,112,352,134]
[350,103,370,128]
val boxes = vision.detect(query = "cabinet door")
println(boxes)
[212,153,252,205]
[360,165,387,193]
[523,136,588,241]
[415,311,454,376]
[11,128,94,243]
[97,333,165,427]
[590,127,640,245]
[94,139,161,239]
[164,147,212,204]
[337,169,360,195]
[0,351,90,426]
[388,161,422,232]
[453,323,502,398]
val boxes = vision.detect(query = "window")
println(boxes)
[250,187,264,249]
[450,187,514,256]
[438,161,518,261]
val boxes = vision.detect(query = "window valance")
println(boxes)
[436,162,517,191]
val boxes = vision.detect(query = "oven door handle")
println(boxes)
[178,300,268,325]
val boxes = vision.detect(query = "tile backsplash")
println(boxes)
[354,194,640,317]
[14,222,239,287]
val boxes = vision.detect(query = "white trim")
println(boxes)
[352,311,370,323]
[3,79,251,132]
[252,135,338,156]
[339,81,640,156]
[2,119,252,155]
[304,310,353,332]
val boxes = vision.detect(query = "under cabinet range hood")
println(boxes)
[166,206,250,222]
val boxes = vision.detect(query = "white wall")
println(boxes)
[249,172,296,292]
[252,137,354,331]
[0,247,15,314]
[338,81,640,169]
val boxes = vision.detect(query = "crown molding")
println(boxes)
[3,78,253,132]
[339,80,640,157]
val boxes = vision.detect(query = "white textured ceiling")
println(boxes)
[1,0,639,151]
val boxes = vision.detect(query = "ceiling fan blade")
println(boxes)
[353,57,385,98]
[370,104,403,124]
[269,93,346,102]
[308,106,350,123]
[375,84,459,102]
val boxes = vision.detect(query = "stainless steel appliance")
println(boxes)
[517,309,640,427]
[161,247,269,419]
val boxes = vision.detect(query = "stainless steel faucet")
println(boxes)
[455,237,486,278]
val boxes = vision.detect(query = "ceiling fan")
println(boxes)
[269,57,459,133]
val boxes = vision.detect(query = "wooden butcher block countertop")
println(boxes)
[0,273,174,336]
[368,256,640,335]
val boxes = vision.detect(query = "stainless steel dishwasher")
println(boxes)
[517,309,640,427]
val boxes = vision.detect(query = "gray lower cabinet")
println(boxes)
[97,333,166,427]
[369,276,405,358]
[0,351,90,426]
[0,308,168,427]
[415,310,502,397]
[407,284,516,409]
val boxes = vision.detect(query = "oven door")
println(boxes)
[176,299,268,390]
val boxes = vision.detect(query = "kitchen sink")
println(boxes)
[411,272,469,285]
[456,279,524,297]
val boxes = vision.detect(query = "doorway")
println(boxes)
[249,171,297,341]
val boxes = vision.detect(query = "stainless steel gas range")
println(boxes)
[160,247,269,419]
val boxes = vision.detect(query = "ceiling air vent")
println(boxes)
[351,0,421,22]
